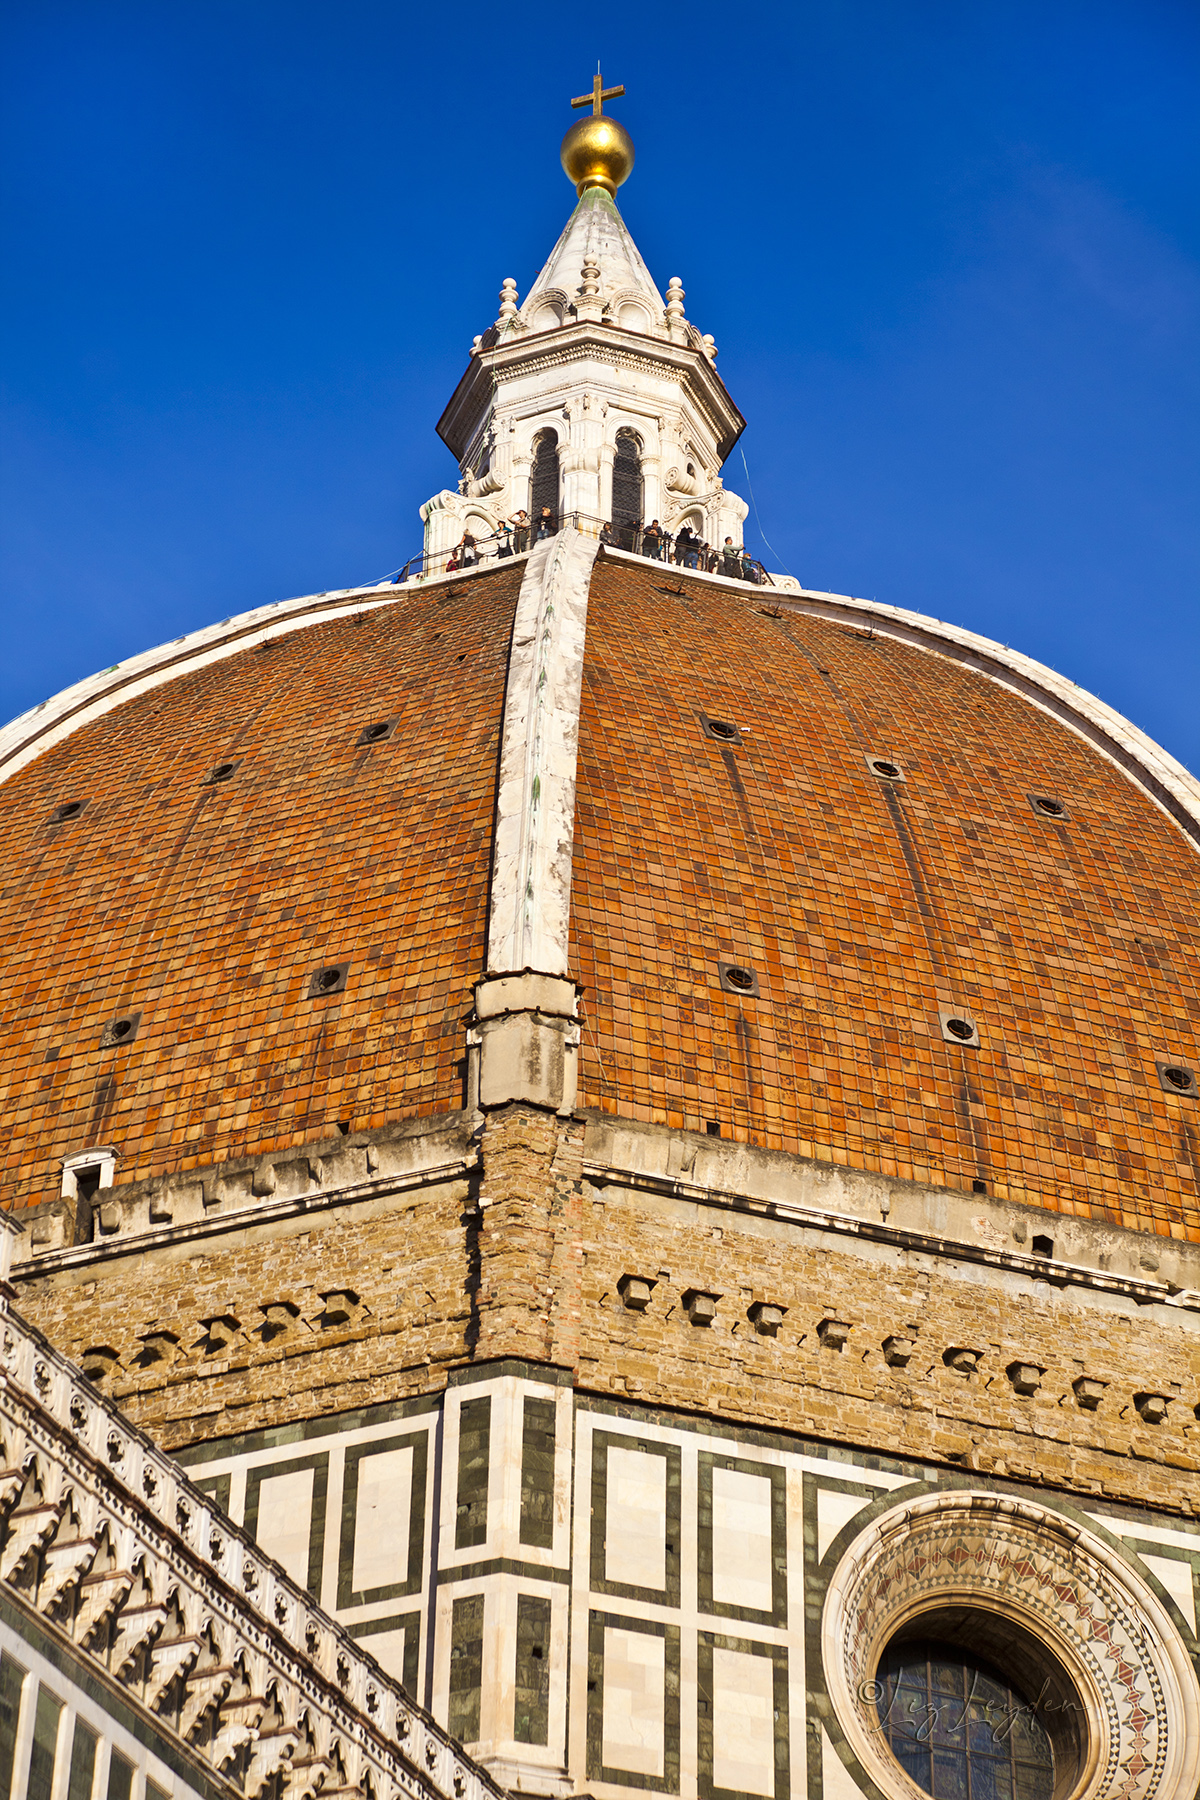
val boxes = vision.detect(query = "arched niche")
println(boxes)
[529,299,563,333]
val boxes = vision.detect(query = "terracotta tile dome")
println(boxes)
[570,559,1200,1239]
[0,569,520,1210]
[2,552,1198,1241]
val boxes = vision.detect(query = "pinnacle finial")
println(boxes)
[561,69,634,197]
[570,66,625,116]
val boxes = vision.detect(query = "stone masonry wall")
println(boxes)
[569,1176,1200,1516]
[12,1103,1199,1522]
[14,1170,478,1450]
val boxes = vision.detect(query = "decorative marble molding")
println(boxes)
[822,1490,1200,1800]
[0,1291,505,1800]
[487,527,599,979]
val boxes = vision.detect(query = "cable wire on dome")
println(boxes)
[739,445,798,585]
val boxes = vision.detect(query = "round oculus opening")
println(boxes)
[725,965,756,992]
[873,1609,1083,1800]
[109,1018,134,1041]
[1032,795,1065,817]
[708,720,738,741]
[361,721,390,743]
[50,801,85,822]
[314,968,342,994]
[1163,1064,1194,1091]
[871,759,901,779]
[209,761,237,782]
[945,1016,975,1041]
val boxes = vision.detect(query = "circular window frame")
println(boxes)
[821,1490,1200,1800]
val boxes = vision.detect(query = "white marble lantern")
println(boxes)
[423,185,750,562]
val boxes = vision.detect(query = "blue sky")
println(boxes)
[3,1,1198,769]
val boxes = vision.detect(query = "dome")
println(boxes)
[2,548,1198,1243]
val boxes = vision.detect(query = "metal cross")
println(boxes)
[571,67,625,116]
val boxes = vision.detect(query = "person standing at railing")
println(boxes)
[723,537,741,578]
[456,531,479,568]
[496,519,514,558]
[599,522,614,546]
[510,509,530,553]
[674,524,693,567]
[740,547,758,583]
[643,520,664,560]
[535,506,557,541]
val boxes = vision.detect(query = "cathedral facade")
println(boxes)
[0,87,1198,1800]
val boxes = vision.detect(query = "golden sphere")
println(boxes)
[560,113,635,196]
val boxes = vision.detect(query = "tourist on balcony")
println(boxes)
[456,531,478,568]
[643,520,664,559]
[674,525,694,567]
[723,538,741,577]
[535,506,557,541]
[509,509,530,553]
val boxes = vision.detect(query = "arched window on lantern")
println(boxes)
[612,429,644,542]
[530,428,560,524]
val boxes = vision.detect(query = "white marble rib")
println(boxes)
[486,527,599,977]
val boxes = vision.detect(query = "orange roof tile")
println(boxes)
[0,567,520,1209]
[569,558,1200,1239]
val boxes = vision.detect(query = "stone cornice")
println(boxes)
[10,1156,477,1280]
[436,325,745,464]
[583,1159,1200,1317]
[0,1293,505,1800]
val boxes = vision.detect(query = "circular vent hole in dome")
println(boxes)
[357,718,397,746]
[100,1010,141,1049]
[866,755,904,782]
[939,1008,980,1047]
[205,759,242,785]
[308,963,350,999]
[1028,792,1067,819]
[701,714,743,746]
[718,961,760,997]
[1156,1059,1197,1097]
[47,799,87,825]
